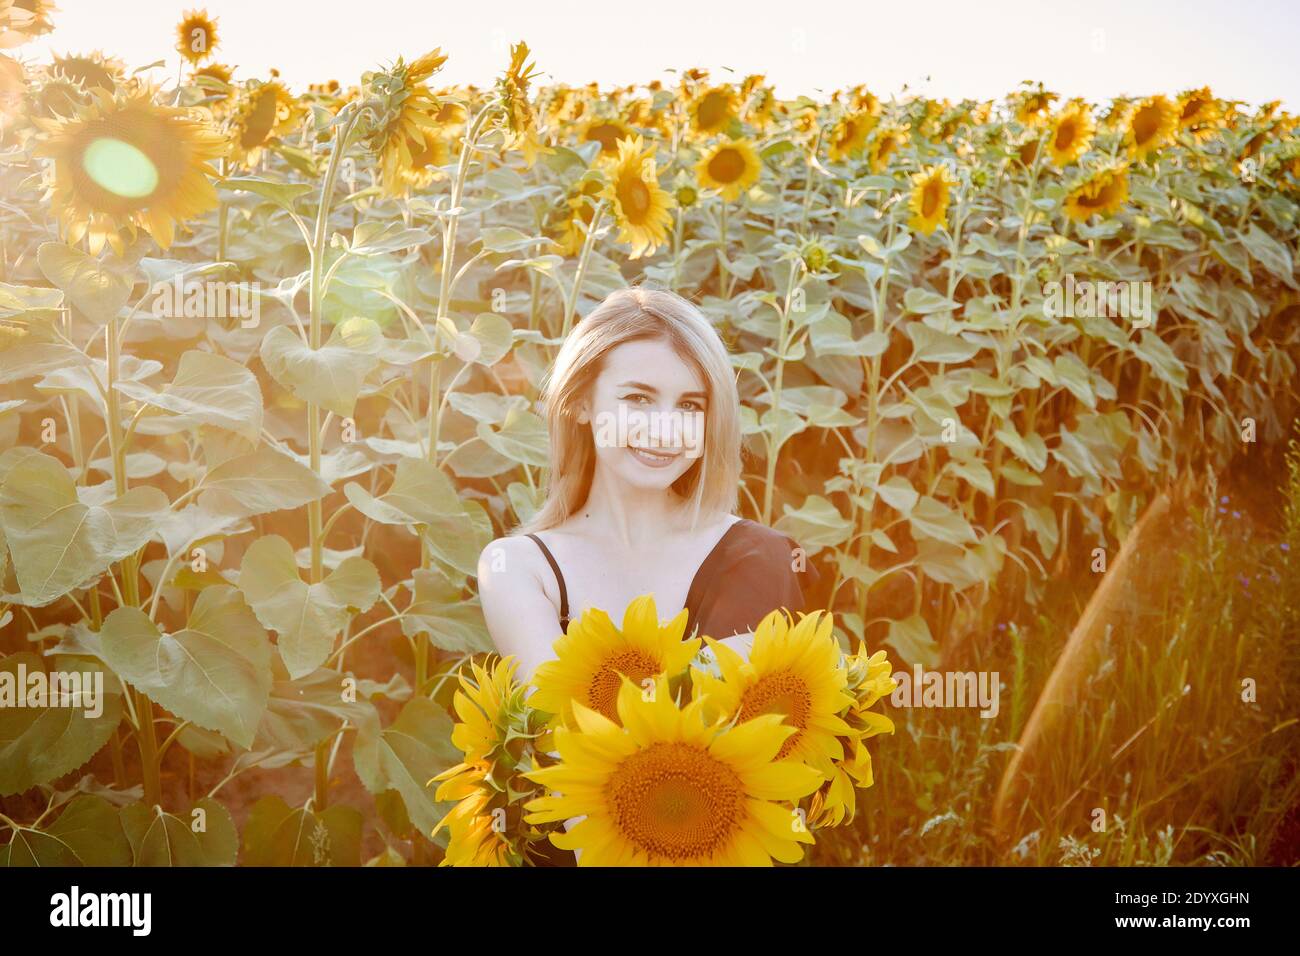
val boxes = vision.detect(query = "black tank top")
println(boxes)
[524,518,820,639]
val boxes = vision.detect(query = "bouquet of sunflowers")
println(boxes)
[429,595,897,866]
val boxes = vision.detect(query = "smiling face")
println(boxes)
[579,337,709,494]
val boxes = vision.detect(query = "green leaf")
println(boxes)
[1241,223,1297,288]
[947,457,996,497]
[774,495,852,552]
[36,242,133,325]
[884,615,940,669]
[467,312,514,365]
[479,226,545,254]
[993,425,1049,472]
[254,661,383,753]
[903,287,959,315]
[0,342,94,385]
[0,795,131,866]
[1022,503,1059,558]
[876,474,919,514]
[0,653,124,796]
[1053,352,1096,408]
[0,281,63,314]
[101,586,272,748]
[239,535,380,679]
[1128,330,1188,392]
[906,323,979,363]
[114,350,264,443]
[219,176,313,211]
[197,445,332,518]
[120,798,238,866]
[908,495,978,546]
[0,451,167,606]
[353,697,460,839]
[240,795,362,866]
[348,221,434,256]
[259,323,380,417]
[344,456,487,575]
[476,405,549,466]
[402,568,494,654]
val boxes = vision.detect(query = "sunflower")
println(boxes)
[808,645,897,828]
[867,124,906,173]
[530,593,698,725]
[826,110,876,162]
[34,86,227,255]
[0,321,27,349]
[432,771,514,866]
[1063,161,1130,223]
[849,85,883,119]
[175,9,218,66]
[1177,86,1220,140]
[581,116,631,156]
[550,174,607,256]
[228,78,300,166]
[428,658,556,868]
[689,85,737,136]
[1,0,56,41]
[935,103,968,143]
[1017,136,1039,168]
[598,133,676,259]
[495,41,551,168]
[358,50,448,196]
[544,86,582,125]
[1015,86,1058,126]
[741,74,776,129]
[695,137,761,201]
[781,99,820,143]
[1125,94,1179,162]
[1099,96,1134,132]
[51,51,122,93]
[1238,123,1274,175]
[191,62,233,116]
[692,609,854,775]
[0,52,24,125]
[914,97,949,141]
[524,676,823,866]
[26,73,88,122]
[907,162,958,235]
[1047,101,1095,167]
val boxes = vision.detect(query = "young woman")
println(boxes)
[477,286,820,683]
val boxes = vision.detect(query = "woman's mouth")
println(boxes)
[628,445,681,468]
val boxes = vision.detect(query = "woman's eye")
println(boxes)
[622,393,652,405]
[680,400,704,412]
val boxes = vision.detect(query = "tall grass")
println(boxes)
[816,441,1300,866]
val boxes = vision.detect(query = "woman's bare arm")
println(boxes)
[477,536,567,684]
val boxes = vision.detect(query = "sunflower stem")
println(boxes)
[760,258,801,525]
[304,109,361,814]
[563,200,605,338]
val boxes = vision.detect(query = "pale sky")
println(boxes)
[28,0,1300,110]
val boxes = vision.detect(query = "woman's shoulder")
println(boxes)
[720,518,807,563]
[476,532,548,585]
[696,518,819,594]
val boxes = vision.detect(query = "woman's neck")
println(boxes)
[573,465,706,548]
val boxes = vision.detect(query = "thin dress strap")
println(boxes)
[525,533,570,629]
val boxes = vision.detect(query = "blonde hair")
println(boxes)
[516,287,741,535]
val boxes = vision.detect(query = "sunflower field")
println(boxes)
[1,5,1298,867]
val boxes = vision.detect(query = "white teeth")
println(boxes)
[630,446,678,466]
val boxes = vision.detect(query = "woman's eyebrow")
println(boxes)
[618,380,708,399]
